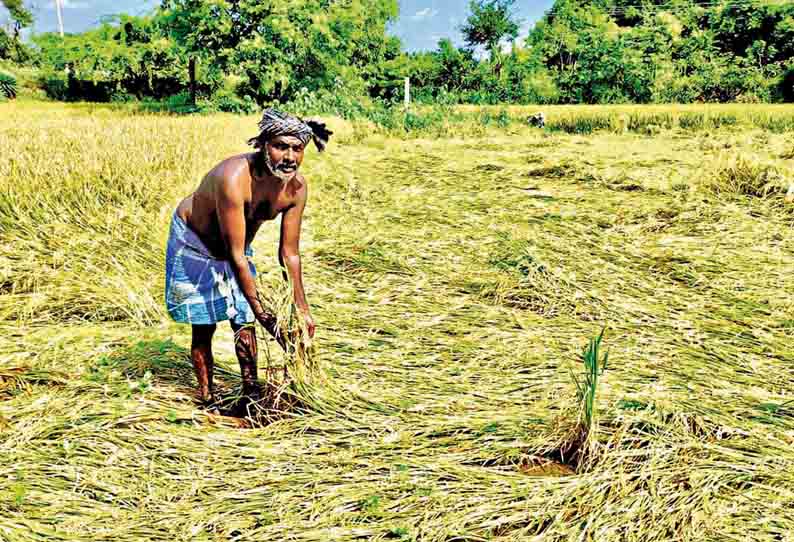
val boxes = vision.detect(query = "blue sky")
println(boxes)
[390,1,555,51]
[2,1,555,51]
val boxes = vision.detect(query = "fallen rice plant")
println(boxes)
[484,233,607,321]
[524,160,580,179]
[244,275,386,424]
[700,153,787,198]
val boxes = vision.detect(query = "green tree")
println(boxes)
[1,0,33,61]
[374,39,479,103]
[460,0,519,61]
[530,0,794,104]
[158,0,398,105]
[34,15,187,101]
[0,28,12,59]
[1,0,32,30]
[435,38,476,93]
[528,2,619,102]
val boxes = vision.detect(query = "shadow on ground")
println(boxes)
[99,338,253,417]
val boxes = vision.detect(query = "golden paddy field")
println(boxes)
[1,101,793,541]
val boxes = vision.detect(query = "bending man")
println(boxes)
[164,109,330,404]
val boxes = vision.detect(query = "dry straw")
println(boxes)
[240,276,330,423]
[700,153,789,198]
[1,100,794,541]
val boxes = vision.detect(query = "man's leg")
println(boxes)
[231,322,260,398]
[191,324,216,403]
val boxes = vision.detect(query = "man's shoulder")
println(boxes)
[215,154,253,181]
[291,172,309,201]
[212,154,253,194]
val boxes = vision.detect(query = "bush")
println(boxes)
[161,92,201,114]
[0,72,17,99]
[137,90,259,115]
[521,71,560,104]
[41,74,69,101]
[40,71,119,102]
[210,89,258,114]
[434,88,463,106]
[110,91,135,103]
[546,112,613,134]
[781,67,794,103]
[278,81,373,119]
[402,108,453,133]
[478,108,512,129]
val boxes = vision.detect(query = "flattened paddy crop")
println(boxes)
[1,102,794,541]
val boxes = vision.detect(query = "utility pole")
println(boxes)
[55,0,65,37]
[404,77,410,108]
[55,0,70,79]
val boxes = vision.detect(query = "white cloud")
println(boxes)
[411,7,438,21]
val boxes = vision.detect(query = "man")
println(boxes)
[164,109,331,404]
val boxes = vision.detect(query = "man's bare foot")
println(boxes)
[243,383,262,404]
[227,384,262,418]
[198,388,218,407]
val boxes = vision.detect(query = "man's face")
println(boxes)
[265,135,305,182]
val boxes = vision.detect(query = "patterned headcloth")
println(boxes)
[250,108,332,152]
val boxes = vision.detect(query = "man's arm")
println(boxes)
[216,176,279,336]
[279,183,315,337]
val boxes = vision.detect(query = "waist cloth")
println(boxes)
[164,212,256,325]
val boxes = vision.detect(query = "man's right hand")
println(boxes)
[258,313,287,351]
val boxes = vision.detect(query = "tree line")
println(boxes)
[2,0,793,109]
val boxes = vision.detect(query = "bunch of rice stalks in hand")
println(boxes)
[239,277,323,423]
[0,72,16,100]
[248,276,390,424]
[701,153,787,198]
[262,279,322,376]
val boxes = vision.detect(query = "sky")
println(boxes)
[1,0,556,52]
[389,1,555,52]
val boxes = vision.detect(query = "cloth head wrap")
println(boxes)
[252,108,332,152]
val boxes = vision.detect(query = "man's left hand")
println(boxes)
[303,312,316,339]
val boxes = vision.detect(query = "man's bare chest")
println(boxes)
[246,190,290,223]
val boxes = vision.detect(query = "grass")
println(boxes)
[456,103,794,134]
[1,100,794,541]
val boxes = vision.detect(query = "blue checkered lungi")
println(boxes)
[164,213,256,325]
